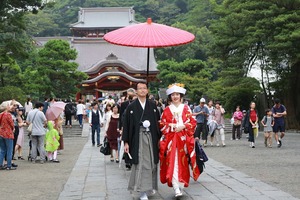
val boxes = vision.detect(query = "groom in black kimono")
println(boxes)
[122,82,161,200]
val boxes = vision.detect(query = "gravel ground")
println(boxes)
[0,135,87,200]
[203,131,300,199]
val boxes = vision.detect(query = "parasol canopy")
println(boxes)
[103,18,195,48]
[103,18,195,83]
[46,101,66,121]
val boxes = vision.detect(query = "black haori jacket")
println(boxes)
[122,98,161,165]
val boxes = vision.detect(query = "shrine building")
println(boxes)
[35,7,159,99]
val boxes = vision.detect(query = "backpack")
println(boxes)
[263,115,274,124]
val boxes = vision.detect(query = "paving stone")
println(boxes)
[58,127,299,200]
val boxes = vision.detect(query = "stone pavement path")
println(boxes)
[58,125,298,200]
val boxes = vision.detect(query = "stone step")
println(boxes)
[224,119,233,134]
[63,124,83,138]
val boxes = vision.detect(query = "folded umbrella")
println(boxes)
[119,140,125,168]
[208,120,218,135]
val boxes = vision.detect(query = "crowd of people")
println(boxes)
[228,99,287,148]
[0,83,287,199]
[112,83,287,199]
[0,98,65,170]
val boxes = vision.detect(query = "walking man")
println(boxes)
[193,98,209,146]
[122,82,161,200]
[26,102,47,163]
[89,102,104,147]
[272,98,287,148]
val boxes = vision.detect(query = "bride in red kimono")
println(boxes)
[159,83,201,197]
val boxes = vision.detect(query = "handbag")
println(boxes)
[233,120,241,126]
[100,137,111,155]
[27,111,38,135]
[27,123,33,133]
[195,140,208,174]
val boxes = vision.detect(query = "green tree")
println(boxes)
[210,0,300,128]
[206,68,261,112]
[0,0,46,90]
[185,0,222,27]
[25,11,59,37]
[23,39,88,98]
[0,86,27,104]
[0,57,22,87]
[155,23,213,62]
[157,59,216,102]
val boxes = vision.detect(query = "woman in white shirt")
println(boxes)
[76,99,85,128]
[104,103,112,125]
[24,98,33,118]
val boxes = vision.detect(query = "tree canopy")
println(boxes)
[0,0,299,128]
[21,39,88,99]
[210,0,300,127]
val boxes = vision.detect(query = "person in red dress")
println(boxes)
[159,83,201,198]
[247,102,259,148]
[105,104,120,162]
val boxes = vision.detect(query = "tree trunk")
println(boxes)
[284,61,300,130]
[260,63,269,108]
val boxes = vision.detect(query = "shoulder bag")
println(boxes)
[27,111,38,135]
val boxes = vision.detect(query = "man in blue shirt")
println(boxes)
[272,98,287,148]
[193,98,209,146]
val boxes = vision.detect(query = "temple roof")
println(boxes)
[83,71,146,84]
[73,39,158,72]
[70,7,136,29]
[33,37,158,73]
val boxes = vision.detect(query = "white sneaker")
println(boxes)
[216,143,220,147]
[175,188,183,197]
[140,192,148,200]
[148,189,156,196]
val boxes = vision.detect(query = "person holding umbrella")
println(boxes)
[159,83,200,197]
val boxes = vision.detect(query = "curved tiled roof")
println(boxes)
[83,71,146,83]
[70,7,136,28]
[74,40,158,72]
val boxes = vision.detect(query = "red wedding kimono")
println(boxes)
[159,104,201,188]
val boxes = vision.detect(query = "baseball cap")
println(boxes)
[200,98,206,103]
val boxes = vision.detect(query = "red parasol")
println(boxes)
[103,18,195,83]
